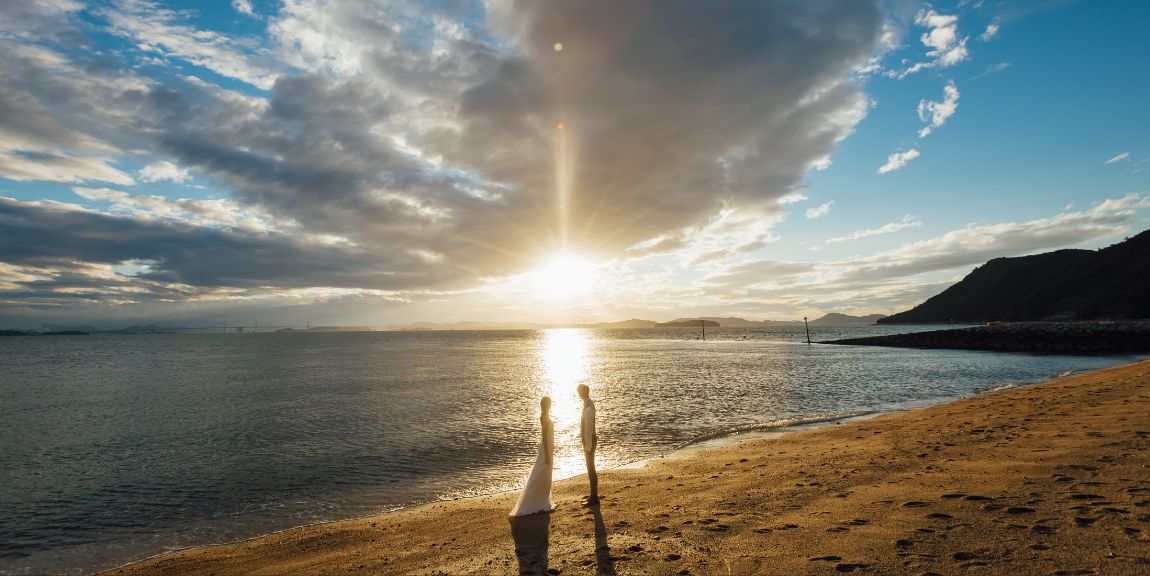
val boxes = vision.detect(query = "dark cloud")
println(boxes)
[433,0,882,256]
[0,198,464,291]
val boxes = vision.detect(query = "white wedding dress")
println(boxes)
[510,417,555,516]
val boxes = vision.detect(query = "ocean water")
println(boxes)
[0,326,1139,575]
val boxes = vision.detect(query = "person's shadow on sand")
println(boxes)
[591,505,617,576]
[509,513,551,575]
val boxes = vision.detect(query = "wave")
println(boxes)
[671,411,877,452]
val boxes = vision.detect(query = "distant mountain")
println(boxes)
[656,320,721,328]
[277,326,376,332]
[584,319,659,329]
[389,320,549,331]
[42,323,101,333]
[670,316,801,327]
[809,313,887,326]
[384,312,887,331]
[879,229,1150,324]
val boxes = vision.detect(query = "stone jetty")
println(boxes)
[823,321,1150,355]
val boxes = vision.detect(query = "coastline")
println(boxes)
[824,321,1150,355]
[105,358,1150,575]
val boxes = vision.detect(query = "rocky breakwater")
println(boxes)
[822,321,1150,355]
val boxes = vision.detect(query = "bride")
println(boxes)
[510,396,555,516]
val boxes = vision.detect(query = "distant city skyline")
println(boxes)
[1,0,1148,329]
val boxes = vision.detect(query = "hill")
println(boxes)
[809,313,886,326]
[879,229,1150,324]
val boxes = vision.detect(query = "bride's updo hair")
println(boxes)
[540,396,552,413]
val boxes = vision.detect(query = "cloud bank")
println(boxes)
[0,0,887,322]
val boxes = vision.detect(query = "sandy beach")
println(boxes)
[106,359,1150,576]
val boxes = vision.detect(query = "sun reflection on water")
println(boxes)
[537,328,591,478]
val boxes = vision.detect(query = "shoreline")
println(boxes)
[104,358,1150,575]
[95,369,1058,574]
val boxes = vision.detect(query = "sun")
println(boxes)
[532,255,593,300]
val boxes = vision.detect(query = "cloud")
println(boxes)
[805,201,835,219]
[893,9,969,78]
[917,80,959,138]
[980,20,999,41]
[829,194,1149,284]
[232,0,255,17]
[99,0,283,89]
[973,62,1010,79]
[138,160,192,183]
[878,149,920,174]
[701,260,815,289]
[1105,152,1130,164]
[826,215,921,243]
[918,10,969,66]
[692,193,1149,315]
[0,0,889,321]
[72,186,275,230]
[0,196,460,291]
[0,151,136,185]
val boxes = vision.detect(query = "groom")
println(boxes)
[577,384,599,506]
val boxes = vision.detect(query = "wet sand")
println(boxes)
[107,359,1150,575]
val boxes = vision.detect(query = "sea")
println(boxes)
[0,326,1140,575]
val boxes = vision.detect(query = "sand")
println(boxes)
[106,360,1150,575]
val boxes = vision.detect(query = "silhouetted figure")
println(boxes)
[511,397,555,516]
[578,384,599,505]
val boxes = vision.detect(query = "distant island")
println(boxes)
[879,229,1150,324]
[386,312,886,331]
[2,313,888,335]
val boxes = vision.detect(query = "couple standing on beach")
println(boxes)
[510,384,598,516]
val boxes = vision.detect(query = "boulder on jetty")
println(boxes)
[823,321,1150,355]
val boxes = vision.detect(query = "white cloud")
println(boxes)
[896,9,970,78]
[830,194,1150,284]
[0,150,135,185]
[806,201,835,219]
[980,21,999,41]
[138,160,191,183]
[232,0,255,17]
[917,81,960,138]
[973,62,1010,79]
[100,1,281,89]
[826,215,922,243]
[777,192,808,205]
[72,186,277,230]
[1105,152,1130,164]
[878,149,920,174]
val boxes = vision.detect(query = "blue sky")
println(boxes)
[0,0,1147,328]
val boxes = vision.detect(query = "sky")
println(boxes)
[0,0,1147,329]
